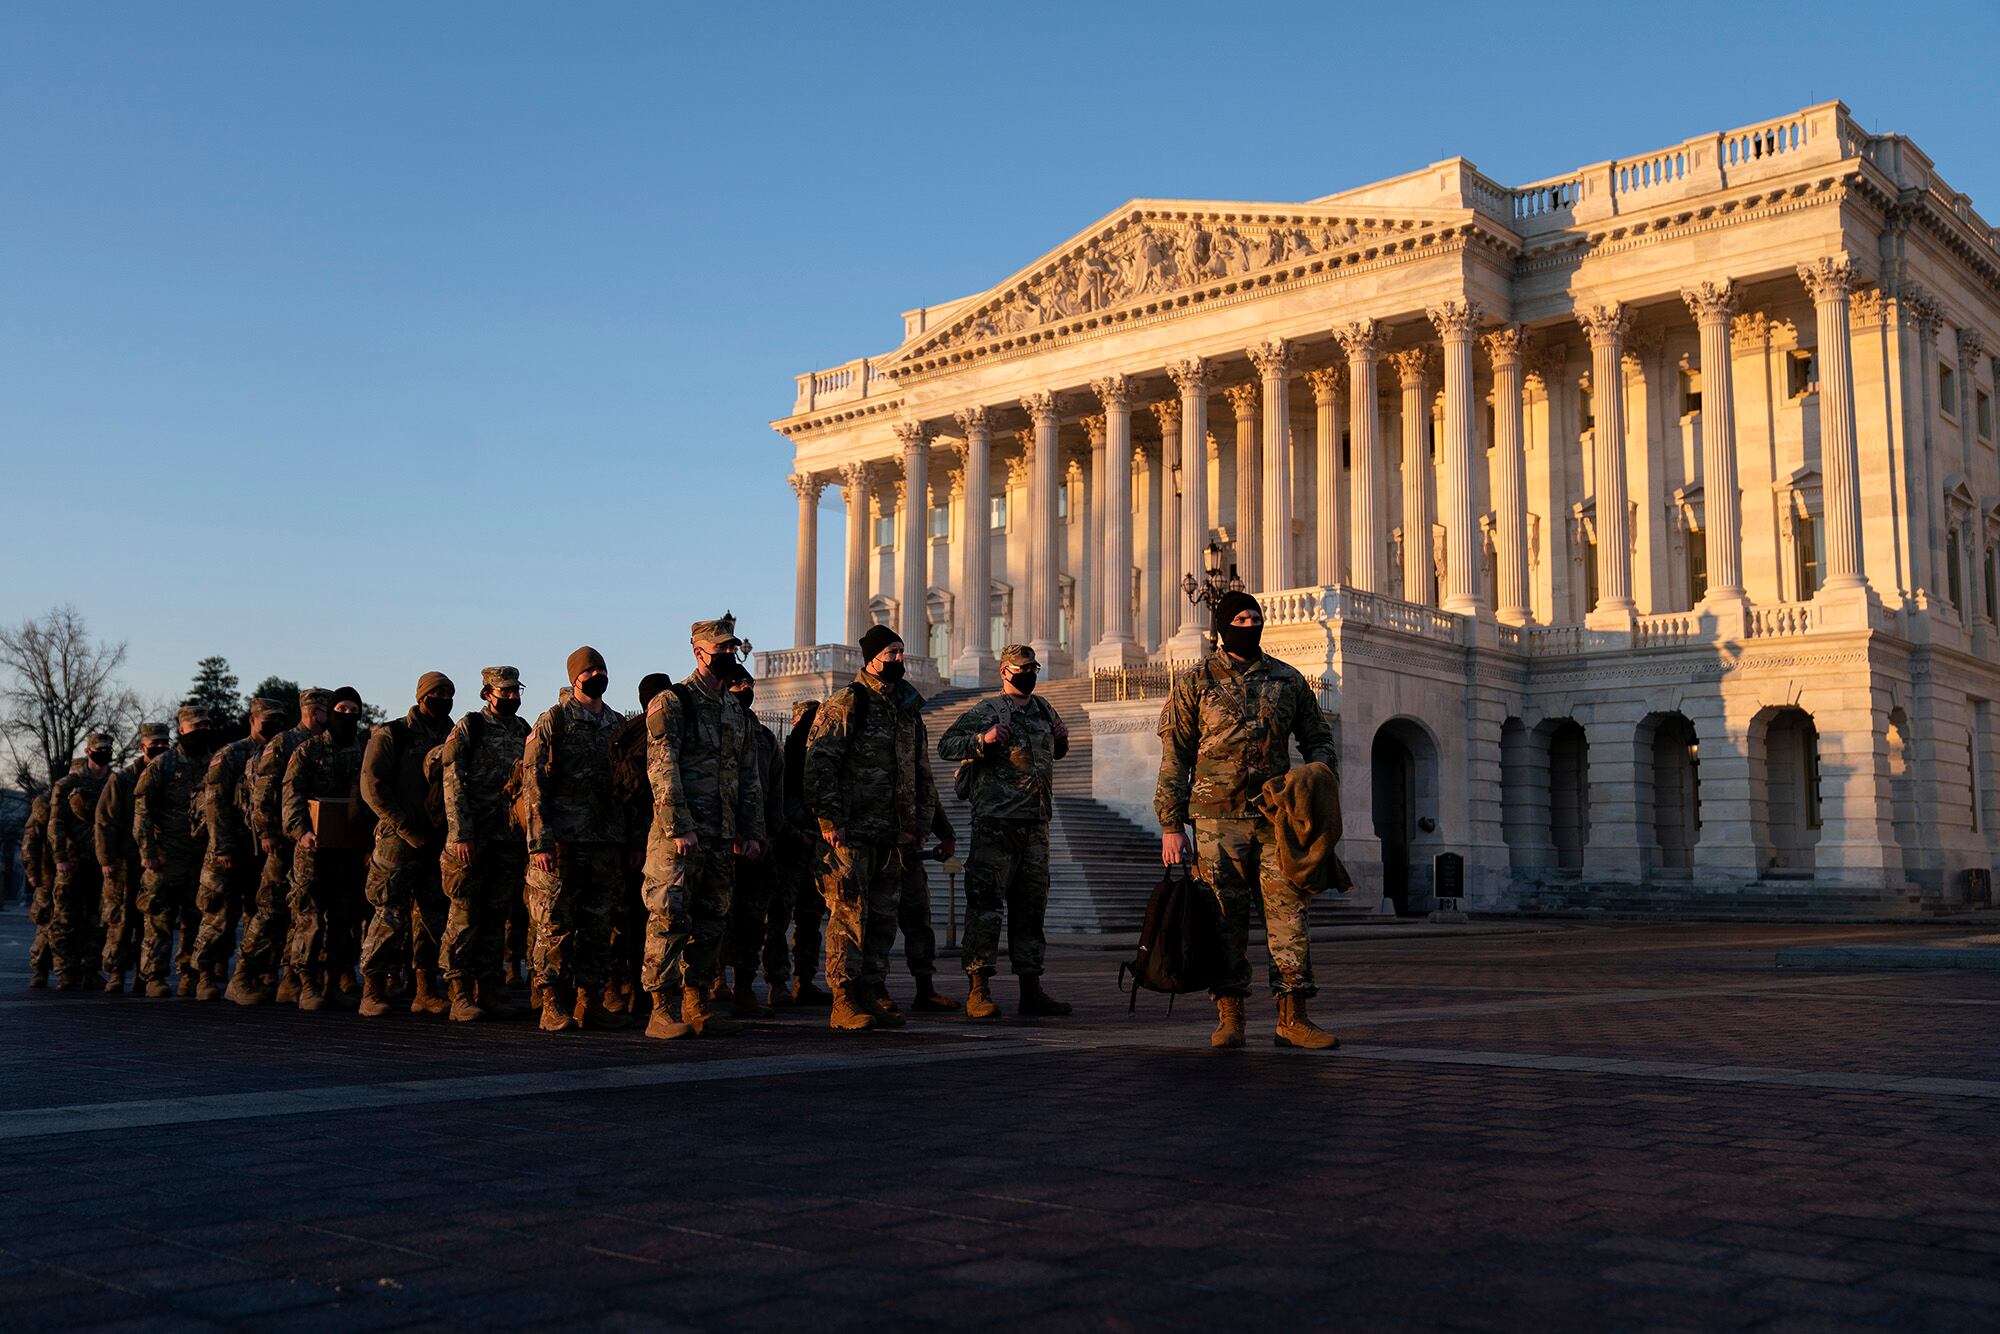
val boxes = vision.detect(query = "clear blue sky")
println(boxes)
[5,1,1995,716]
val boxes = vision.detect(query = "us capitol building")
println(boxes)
[759,102,2000,918]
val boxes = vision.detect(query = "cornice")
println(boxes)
[1519,175,1850,276]
[775,396,906,440]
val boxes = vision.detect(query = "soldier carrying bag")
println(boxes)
[1118,863,1226,1014]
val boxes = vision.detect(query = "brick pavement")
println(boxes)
[0,913,1996,1331]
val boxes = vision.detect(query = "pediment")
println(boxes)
[897,200,1467,363]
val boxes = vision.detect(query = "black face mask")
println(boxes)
[422,696,454,722]
[142,746,168,764]
[1009,669,1038,695]
[328,713,360,743]
[492,696,521,718]
[88,750,113,767]
[1219,621,1264,659]
[578,674,609,700]
[180,729,217,758]
[874,661,906,686]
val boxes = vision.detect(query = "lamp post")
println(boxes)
[1181,539,1243,652]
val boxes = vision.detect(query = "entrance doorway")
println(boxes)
[1548,720,1590,870]
[1371,718,1440,915]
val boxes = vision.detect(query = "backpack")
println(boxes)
[1117,864,1226,1014]
[384,717,449,830]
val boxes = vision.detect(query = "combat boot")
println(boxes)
[321,974,356,1012]
[530,979,549,1011]
[1210,995,1246,1049]
[792,978,832,1007]
[55,972,86,992]
[681,986,743,1037]
[644,992,692,1040]
[539,985,579,1033]
[910,977,961,1014]
[410,970,449,1017]
[29,967,49,989]
[827,987,877,1032]
[296,972,329,1013]
[861,983,906,1029]
[103,970,126,995]
[357,975,393,1018]
[275,971,300,1005]
[224,967,261,1006]
[477,976,512,1017]
[765,978,795,1010]
[1274,994,1339,1050]
[731,979,774,1019]
[176,972,196,997]
[1019,976,1072,1017]
[573,987,630,1031]
[964,974,1001,1022]
[446,977,484,1023]
[194,972,223,1002]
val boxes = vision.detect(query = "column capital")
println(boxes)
[1958,326,1987,364]
[938,459,964,500]
[1899,284,1946,338]
[1335,318,1383,360]
[1149,397,1182,435]
[1426,299,1485,341]
[1680,279,1740,326]
[1166,358,1210,396]
[1479,325,1526,370]
[893,420,928,453]
[788,471,826,504]
[1004,444,1032,488]
[1081,413,1108,446]
[1524,342,1566,388]
[838,460,871,495]
[1388,346,1431,388]
[1797,255,1858,304]
[952,404,990,436]
[1223,382,1259,419]
[1578,301,1629,349]
[1020,391,1061,426]
[1303,366,1346,405]
[1247,338,1294,379]
[1090,374,1134,411]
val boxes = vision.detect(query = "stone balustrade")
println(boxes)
[790,356,894,415]
[756,643,863,679]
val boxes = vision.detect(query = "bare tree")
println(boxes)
[0,605,143,793]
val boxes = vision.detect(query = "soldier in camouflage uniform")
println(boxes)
[440,666,531,1022]
[238,689,330,1005]
[49,734,116,990]
[721,663,786,1018]
[98,723,169,992]
[134,706,220,998]
[637,617,765,1040]
[522,646,630,1033]
[358,672,456,1018]
[762,699,828,1007]
[938,645,1072,1022]
[284,690,372,1012]
[802,624,949,1032]
[24,779,63,987]
[1156,590,1340,1050]
[192,699,289,1001]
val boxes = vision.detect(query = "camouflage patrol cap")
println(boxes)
[137,722,171,742]
[691,612,740,649]
[249,697,288,720]
[85,731,114,750]
[480,666,520,695]
[999,644,1040,670]
[176,704,211,730]
[300,688,334,712]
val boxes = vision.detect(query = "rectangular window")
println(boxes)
[1579,387,1594,433]
[873,515,896,549]
[927,505,949,541]
[1979,389,1993,441]
[988,611,1006,652]
[989,494,1008,531]
[1682,368,1703,416]
[1794,514,1823,600]
[1341,430,1351,471]
[1788,350,1816,398]
[1947,528,1964,609]
[1058,485,1070,522]
[1940,363,1958,416]
[1987,548,1998,624]
[927,619,949,661]
[1583,537,1600,613]
[1687,536,1708,604]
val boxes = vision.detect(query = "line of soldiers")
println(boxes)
[17,616,1080,1038]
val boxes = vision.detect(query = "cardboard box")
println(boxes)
[309,796,374,850]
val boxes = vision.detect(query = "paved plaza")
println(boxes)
[1,914,1996,1331]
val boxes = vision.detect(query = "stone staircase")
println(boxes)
[1509,877,1956,921]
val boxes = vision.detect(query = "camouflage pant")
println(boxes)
[51,863,104,978]
[638,841,733,995]
[762,846,823,988]
[29,878,52,975]
[727,853,777,978]
[816,839,907,989]
[897,858,938,980]
[287,847,367,978]
[99,864,142,973]
[190,852,254,978]
[359,837,447,980]
[439,842,525,984]
[961,819,1050,978]
[137,855,201,986]
[610,865,644,993]
[527,841,622,993]
[236,841,292,978]
[1193,817,1314,998]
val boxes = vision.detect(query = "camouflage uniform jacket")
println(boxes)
[135,743,208,862]
[95,758,145,871]
[250,727,315,846]
[442,708,529,846]
[938,693,1068,825]
[1154,650,1336,829]
[644,674,764,844]
[51,766,111,869]
[202,735,264,863]
[522,697,628,853]
[282,731,369,843]
[751,718,787,847]
[361,708,451,850]
[803,673,938,849]
[24,792,52,887]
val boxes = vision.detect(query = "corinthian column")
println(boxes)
[1021,391,1064,670]
[1249,340,1295,591]
[1798,257,1868,592]
[839,460,871,643]
[1153,398,1183,645]
[1579,303,1637,621]
[1090,375,1143,667]
[1680,282,1746,603]
[789,471,825,647]
[1166,359,1211,657]
[950,406,996,684]
[894,422,929,650]
[1305,368,1345,587]
[1337,321,1385,593]
[1480,328,1532,623]
[1429,301,1485,615]
[1388,347,1434,604]
[1224,382,1260,588]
